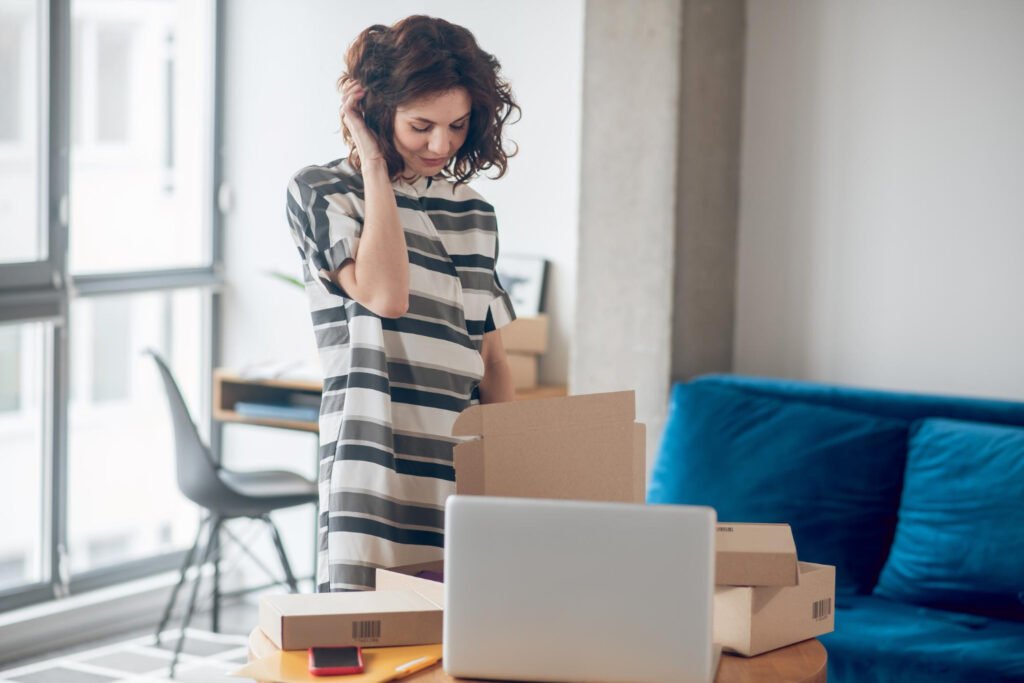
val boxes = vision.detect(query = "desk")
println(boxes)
[247,627,827,682]
[213,369,568,433]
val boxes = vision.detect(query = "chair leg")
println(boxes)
[264,514,299,593]
[211,524,221,633]
[169,516,221,679]
[222,522,288,586]
[154,516,208,646]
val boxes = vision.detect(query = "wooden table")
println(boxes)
[247,627,827,683]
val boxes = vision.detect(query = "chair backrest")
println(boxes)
[146,350,231,510]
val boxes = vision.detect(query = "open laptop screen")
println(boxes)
[443,495,717,683]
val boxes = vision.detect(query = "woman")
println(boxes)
[286,15,519,591]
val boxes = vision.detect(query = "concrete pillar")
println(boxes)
[672,0,745,382]
[572,0,684,471]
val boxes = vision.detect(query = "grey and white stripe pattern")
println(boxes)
[286,157,515,591]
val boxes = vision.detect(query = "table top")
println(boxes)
[247,627,827,683]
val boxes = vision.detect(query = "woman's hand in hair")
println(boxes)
[341,79,384,165]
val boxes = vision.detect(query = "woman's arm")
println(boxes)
[331,79,409,318]
[478,330,515,404]
[332,158,409,318]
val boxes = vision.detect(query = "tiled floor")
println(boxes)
[0,629,252,682]
[0,600,263,683]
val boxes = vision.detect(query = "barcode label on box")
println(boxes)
[352,620,381,640]
[812,597,832,621]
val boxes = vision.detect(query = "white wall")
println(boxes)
[219,1,583,577]
[736,0,1024,400]
[220,0,582,380]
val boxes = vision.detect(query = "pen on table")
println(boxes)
[392,655,441,679]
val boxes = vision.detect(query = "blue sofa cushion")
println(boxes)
[648,382,908,595]
[874,418,1024,621]
[824,596,1024,682]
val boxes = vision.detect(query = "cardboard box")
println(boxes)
[507,352,538,390]
[259,590,442,650]
[452,390,646,503]
[714,562,835,657]
[375,560,445,606]
[515,385,569,401]
[500,314,549,354]
[716,523,799,586]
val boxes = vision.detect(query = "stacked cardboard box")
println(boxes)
[713,523,835,656]
[373,526,836,659]
[499,314,548,390]
[255,390,645,651]
[254,395,835,660]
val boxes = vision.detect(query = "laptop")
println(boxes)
[443,496,720,683]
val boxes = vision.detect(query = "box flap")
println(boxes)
[633,423,647,502]
[375,562,445,607]
[715,523,799,586]
[452,390,635,438]
[716,523,795,553]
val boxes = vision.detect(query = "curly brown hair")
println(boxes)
[337,15,520,187]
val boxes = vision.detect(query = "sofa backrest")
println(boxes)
[694,374,1024,427]
[647,374,1024,596]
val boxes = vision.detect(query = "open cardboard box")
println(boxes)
[714,561,835,657]
[452,390,646,503]
[716,523,799,586]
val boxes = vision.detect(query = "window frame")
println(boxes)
[0,0,225,615]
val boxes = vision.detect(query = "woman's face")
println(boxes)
[393,87,472,179]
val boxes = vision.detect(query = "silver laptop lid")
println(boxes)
[444,496,716,683]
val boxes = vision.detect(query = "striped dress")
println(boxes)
[285,157,516,591]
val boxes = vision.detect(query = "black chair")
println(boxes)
[145,350,317,677]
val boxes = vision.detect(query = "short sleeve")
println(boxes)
[484,243,517,333]
[286,171,363,297]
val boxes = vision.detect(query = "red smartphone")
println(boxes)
[308,646,364,676]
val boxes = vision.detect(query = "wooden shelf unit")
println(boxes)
[213,370,322,433]
[214,369,568,434]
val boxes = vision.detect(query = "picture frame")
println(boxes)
[496,254,547,317]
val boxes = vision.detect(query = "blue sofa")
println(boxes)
[648,374,1024,682]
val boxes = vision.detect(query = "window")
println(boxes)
[0,14,24,141]
[0,324,22,411]
[0,0,43,265]
[69,0,213,275]
[0,322,48,593]
[0,0,221,616]
[68,290,205,574]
